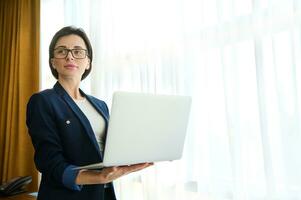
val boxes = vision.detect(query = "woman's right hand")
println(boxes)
[75,163,153,185]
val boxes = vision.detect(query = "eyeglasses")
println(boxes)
[53,48,88,59]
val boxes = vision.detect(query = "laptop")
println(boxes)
[74,91,191,170]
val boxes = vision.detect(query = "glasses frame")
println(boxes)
[53,48,88,59]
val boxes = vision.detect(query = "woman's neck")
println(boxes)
[58,78,84,100]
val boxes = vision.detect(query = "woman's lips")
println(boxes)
[64,64,77,69]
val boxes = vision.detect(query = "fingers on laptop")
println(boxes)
[102,163,153,182]
[102,166,131,181]
[127,163,153,172]
[121,163,153,175]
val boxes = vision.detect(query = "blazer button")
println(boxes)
[66,120,71,124]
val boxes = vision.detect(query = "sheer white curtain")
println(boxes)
[41,0,301,199]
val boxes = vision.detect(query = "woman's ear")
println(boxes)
[51,58,55,69]
[86,59,90,70]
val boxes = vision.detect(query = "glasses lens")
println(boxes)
[54,48,68,58]
[71,49,86,59]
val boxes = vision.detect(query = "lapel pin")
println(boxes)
[66,120,71,124]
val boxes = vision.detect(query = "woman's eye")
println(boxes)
[56,49,66,54]
[73,50,80,55]
[74,50,84,56]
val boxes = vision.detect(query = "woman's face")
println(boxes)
[51,34,90,81]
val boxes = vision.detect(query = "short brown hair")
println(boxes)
[49,26,93,80]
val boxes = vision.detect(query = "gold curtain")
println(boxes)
[0,0,40,192]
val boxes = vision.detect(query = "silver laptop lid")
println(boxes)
[103,91,192,167]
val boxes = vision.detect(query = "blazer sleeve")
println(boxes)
[26,93,81,191]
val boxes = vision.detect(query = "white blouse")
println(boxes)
[73,98,106,152]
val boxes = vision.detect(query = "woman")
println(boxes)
[26,26,152,200]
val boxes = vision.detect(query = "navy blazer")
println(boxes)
[26,82,116,200]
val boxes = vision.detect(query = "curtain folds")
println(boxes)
[0,0,40,192]
[40,0,301,199]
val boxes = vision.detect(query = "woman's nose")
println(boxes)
[65,51,74,60]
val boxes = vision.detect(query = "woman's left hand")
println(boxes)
[75,162,153,185]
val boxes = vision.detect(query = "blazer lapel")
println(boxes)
[53,82,102,158]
